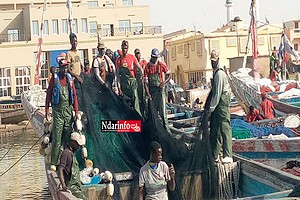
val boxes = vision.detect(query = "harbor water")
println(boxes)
[0,125,51,200]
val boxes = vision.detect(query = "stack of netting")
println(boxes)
[77,74,218,199]
[231,119,295,139]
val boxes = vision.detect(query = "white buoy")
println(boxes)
[76,120,83,131]
[43,136,50,144]
[100,172,105,180]
[104,171,113,182]
[77,113,82,121]
[93,168,99,175]
[82,147,88,158]
[107,183,114,197]
[50,165,56,171]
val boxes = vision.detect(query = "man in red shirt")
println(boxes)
[45,58,79,170]
[116,40,144,117]
[246,105,263,122]
[135,48,148,117]
[144,48,171,131]
[259,92,276,119]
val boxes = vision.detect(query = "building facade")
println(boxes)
[165,21,283,89]
[284,20,300,54]
[0,0,163,100]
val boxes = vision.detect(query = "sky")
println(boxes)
[135,0,300,34]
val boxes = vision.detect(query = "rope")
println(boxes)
[0,109,38,162]
[0,133,44,178]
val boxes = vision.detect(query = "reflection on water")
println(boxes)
[0,127,51,200]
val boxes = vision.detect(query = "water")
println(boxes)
[0,126,51,200]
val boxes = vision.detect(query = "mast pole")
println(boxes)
[34,0,47,85]
[67,0,73,34]
[283,25,286,81]
[251,0,260,82]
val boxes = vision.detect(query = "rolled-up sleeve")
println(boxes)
[139,169,145,187]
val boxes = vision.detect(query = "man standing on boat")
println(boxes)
[116,40,144,117]
[58,132,86,200]
[66,33,83,86]
[206,50,232,164]
[144,48,171,131]
[45,58,79,169]
[259,92,276,119]
[92,41,116,88]
[135,48,148,117]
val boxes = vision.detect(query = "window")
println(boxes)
[119,20,130,33]
[62,19,68,34]
[7,29,19,41]
[34,52,48,89]
[43,20,49,35]
[32,20,39,36]
[88,1,98,7]
[52,19,59,34]
[102,24,114,36]
[79,49,88,65]
[122,0,133,6]
[171,46,176,60]
[0,68,11,97]
[81,18,88,33]
[178,45,183,54]
[15,66,30,95]
[295,22,299,29]
[196,41,202,55]
[92,48,98,58]
[184,44,189,58]
[132,22,143,35]
[89,21,97,33]
[295,44,299,51]
[191,42,195,51]
[73,19,78,33]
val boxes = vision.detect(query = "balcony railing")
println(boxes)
[0,33,31,43]
[92,25,162,38]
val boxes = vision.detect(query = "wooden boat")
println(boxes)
[0,98,26,124]
[167,104,300,157]
[230,69,300,116]
[234,154,300,199]
[22,85,300,199]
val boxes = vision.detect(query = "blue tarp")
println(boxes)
[49,49,68,67]
[231,119,295,138]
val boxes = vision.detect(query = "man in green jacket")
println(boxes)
[206,50,232,163]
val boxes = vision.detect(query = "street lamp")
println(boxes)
[231,16,242,57]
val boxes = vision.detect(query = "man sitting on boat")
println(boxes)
[45,58,79,170]
[207,50,232,164]
[144,48,171,131]
[192,98,203,109]
[259,92,276,119]
[58,132,86,200]
[246,105,263,122]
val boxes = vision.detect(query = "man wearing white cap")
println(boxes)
[58,132,86,200]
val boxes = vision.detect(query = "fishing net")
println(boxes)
[76,74,222,199]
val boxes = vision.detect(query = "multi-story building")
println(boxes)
[165,19,283,89]
[284,20,300,54]
[0,0,163,100]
